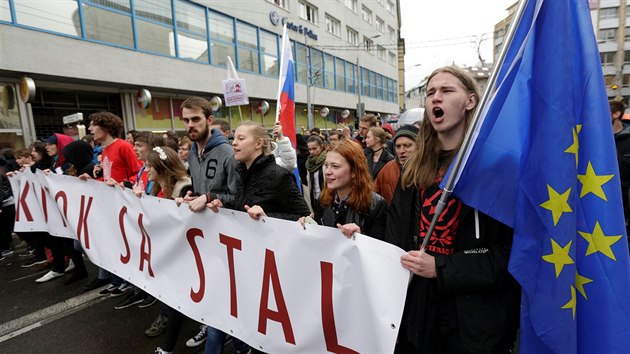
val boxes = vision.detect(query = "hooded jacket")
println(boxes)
[62,140,96,177]
[187,128,238,205]
[50,133,75,171]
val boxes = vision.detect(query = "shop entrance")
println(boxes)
[31,88,123,139]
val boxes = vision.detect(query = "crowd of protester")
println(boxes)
[0,66,523,353]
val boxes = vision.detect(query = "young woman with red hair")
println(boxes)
[303,139,387,240]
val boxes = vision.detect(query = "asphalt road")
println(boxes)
[0,238,210,354]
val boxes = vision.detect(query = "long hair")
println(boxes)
[238,121,272,156]
[401,66,480,190]
[368,127,388,147]
[320,139,373,214]
[146,146,188,198]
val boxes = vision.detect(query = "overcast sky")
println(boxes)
[400,0,517,90]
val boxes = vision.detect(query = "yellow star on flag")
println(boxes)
[542,239,574,277]
[564,124,582,167]
[575,271,593,299]
[577,161,614,200]
[561,285,577,319]
[540,185,573,226]
[578,221,623,261]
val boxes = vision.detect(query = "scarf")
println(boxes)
[306,152,327,173]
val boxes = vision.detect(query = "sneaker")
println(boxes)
[114,292,146,310]
[155,347,172,354]
[118,282,133,292]
[35,270,64,283]
[21,256,48,268]
[138,295,157,309]
[83,277,110,291]
[110,283,133,297]
[65,259,75,272]
[98,284,118,296]
[186,324,209,347]
[1,249,14,257]
[19,248,35,257]
[145,314,168,337]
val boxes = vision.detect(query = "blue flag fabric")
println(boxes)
[448,0,630,352]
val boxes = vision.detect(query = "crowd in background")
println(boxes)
[0,66,523,354]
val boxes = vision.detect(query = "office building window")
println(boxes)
[82,1,134,48]
[388,51,396,65]
[325,14,341,37]
[209,12,235,67]
[335,58,345,91]
[599,28,617,42]
[267,0,288,9]
[324,53,334,89]
[1,0,11,22]
[175,0,208,62]
[295,42,308,83]
[363,36,374,53]
[625,50,630,64]
[346,62,356,93]
[237,22,259,73]
[601,51,615,65]
[386,0,394,14]
[347,26,359,45]
[599,7,617,21]
[361,5,372,24]
[625,27,630,41]
[134,0,174,56]
[362,68,370,97]
[311,48,323,87]
[14,0,80,36]
[260,30,279,77]
[376,17,384,33]
[345,0,357,13]
[299,1,318,25]
[388,26,396,41]
[377,45,386,60]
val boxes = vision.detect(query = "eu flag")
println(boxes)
[448,0,630,352]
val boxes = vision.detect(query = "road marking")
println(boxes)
[0,289,109,343]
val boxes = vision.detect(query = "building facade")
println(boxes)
[0,0,401,149]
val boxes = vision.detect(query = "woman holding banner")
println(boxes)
[386,66,520,353]
[206,120,310,354]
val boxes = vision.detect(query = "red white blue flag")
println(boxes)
[275,24,297,147]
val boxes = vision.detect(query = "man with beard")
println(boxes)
[180,96,238,211]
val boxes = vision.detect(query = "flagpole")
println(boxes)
[420,0,530,251]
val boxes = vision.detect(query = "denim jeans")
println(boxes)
[204,326,250,354]
[98,268,123,286]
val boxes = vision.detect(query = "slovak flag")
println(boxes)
[275,23,297,147]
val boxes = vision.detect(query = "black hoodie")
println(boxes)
[62,140,96,177]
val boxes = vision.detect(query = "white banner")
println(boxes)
[223,78,249,107]
[10,170,409,353]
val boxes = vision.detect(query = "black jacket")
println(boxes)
[365,148,394,179]
[386,182,520,353]
[615,125,630,217]
[320,192,388,240]
[229,154,310,221]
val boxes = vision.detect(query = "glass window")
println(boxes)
[136,19,175,56]
[324,54,334,89]
[346,62,356,93]
[1,0,11,22]
[345,0,357,13]
[176,0,206,35]
[377,45,386,60]
[601,51,616,65]
[82,4,134,48]
[335,59,345,91]
[361,5,372,24]
[388,26,395,41]
[386,1,394,14]
[325,14,340,37]
[626,27,630,40]
[376,17,384,33]
[209,12,235,67]
[377,74,383,99]
[14,0,80,36]
[311,48,323,87]
[370,71,377,97]
[599,28,617,41]
[296,43,308,83]
[260,31,278,77]
[599,7,617,21]
[362,68,370,97]
[299,1,318,25]
[389,51,396,65]
[0,84,21,129]
[178,32,208,62]
[347,26,358,46]
[363,36,374,53]
[135,96,172,130]
[625,50,630,63]
[237,22,259,73]
[134,0,172,25]
[87,0,130,12]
